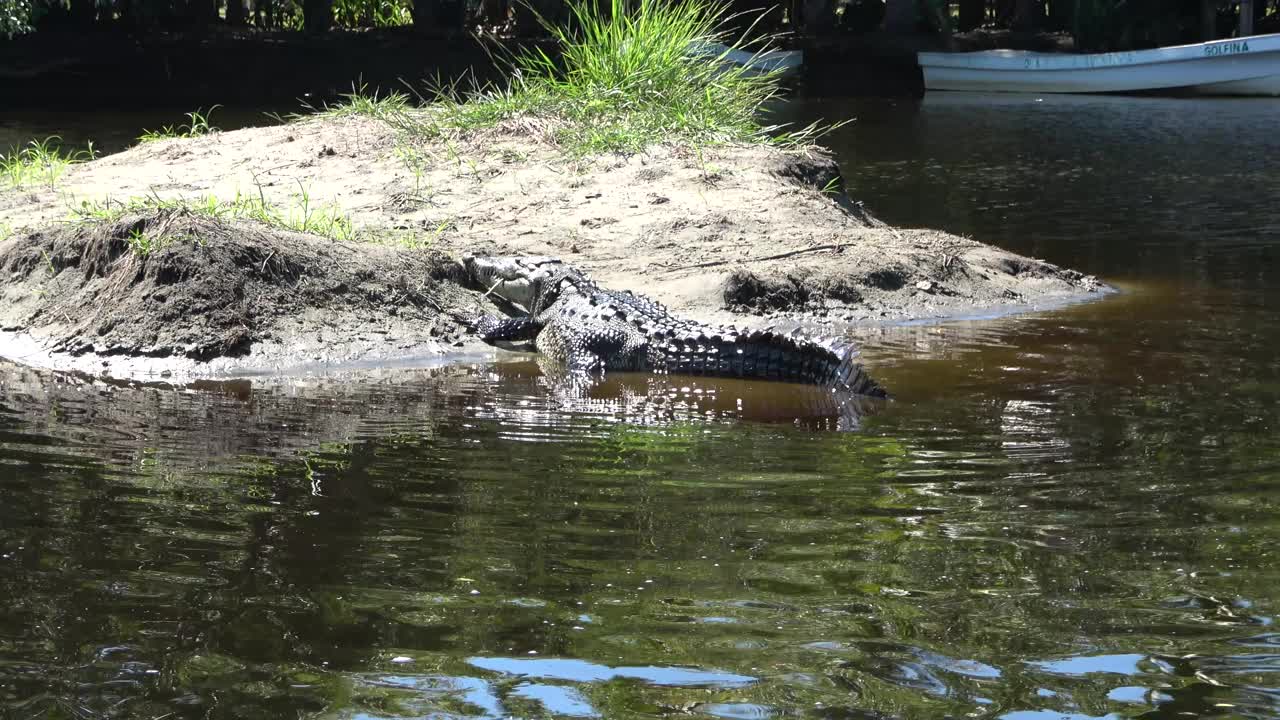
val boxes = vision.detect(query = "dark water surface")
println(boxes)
[4,94,1280,719]
[0,107,284,158]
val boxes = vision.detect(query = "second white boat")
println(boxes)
[919,32,1280,96]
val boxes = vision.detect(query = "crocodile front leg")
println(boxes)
[476,315,543,343]
[535,321,607,373]
[535,318,649,375]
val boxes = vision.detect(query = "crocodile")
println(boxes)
[464,255,887,397]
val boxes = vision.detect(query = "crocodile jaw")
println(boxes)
[463,255,565,310]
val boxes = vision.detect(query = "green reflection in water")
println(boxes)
[4,94,1280,719]
[1,328,1278,720]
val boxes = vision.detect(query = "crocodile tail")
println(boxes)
[651,328,887,398]
[823,340,888,398]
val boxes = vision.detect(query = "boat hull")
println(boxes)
[920,33,1280,96]
[687,41,803,80]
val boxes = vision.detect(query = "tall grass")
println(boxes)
[138,106,222,143]
[1,137,96,189]
[303,83,412,120]
[72,185,357,244]
[398,0,796,154]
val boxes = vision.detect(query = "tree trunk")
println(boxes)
[1012,0,1042,30]
[70,0,96,27]
[1201,0,1216,40]
[411,0,431,30]
[514,0,560,35]
[1046,0,1071,31]
[1241,0,1255,35]
[435,0,464,29]
[923,0,949,32]
[227,0,247,25]
[482,0,508,29]
[188,0,218,25]
[303,0,333,32]
[883,0,916,32]
[724,0,778,39]
[995,0,1013,24]
[801,0,835,34]
[958,0,983,31]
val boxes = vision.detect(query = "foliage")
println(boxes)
[525,0,784,152]
[387,0,808,155]
[1071,0,1213,51]
[127,227,164,255]
[0,0,30,38]
[7,0,1280,54]
[138,106,222,143]
[306,85,411,119]
[1073,0,1112,50]
[0,137,96,190]
[332,0,412,27]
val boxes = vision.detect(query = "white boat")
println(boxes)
[919,32,1280,95]
[687,40,803,80]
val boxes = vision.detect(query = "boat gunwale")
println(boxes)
[919,31,1280,73]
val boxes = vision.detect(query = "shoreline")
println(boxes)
[0,286,1115,383]
[0,113,1112,382]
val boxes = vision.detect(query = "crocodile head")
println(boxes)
[463,255,574,311]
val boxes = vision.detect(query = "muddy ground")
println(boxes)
[0,114,1109,379]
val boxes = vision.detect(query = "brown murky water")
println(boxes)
[3,93,1280,719]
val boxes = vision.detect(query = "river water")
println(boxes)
[3,94,1280,719]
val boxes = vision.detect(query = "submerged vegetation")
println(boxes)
[0,137,95,190]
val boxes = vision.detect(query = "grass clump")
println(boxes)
[138,106,222,143]
[1,137,96,189]
[127,227,165,256]
[301,84,412,121]
[396,0,796,154]
[72,184,358,244]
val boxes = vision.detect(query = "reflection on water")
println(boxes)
[474,360,881,433]
[796,93,1280,290]
[3,94,1280,718]
[0,107,280,157]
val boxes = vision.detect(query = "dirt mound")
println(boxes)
[718,236,1105,322]
[0,116,1113,378]
[0,209,477,375]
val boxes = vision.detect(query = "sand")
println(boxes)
[0,114,1108,379]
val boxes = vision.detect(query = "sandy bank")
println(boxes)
[0,114,1109,378]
